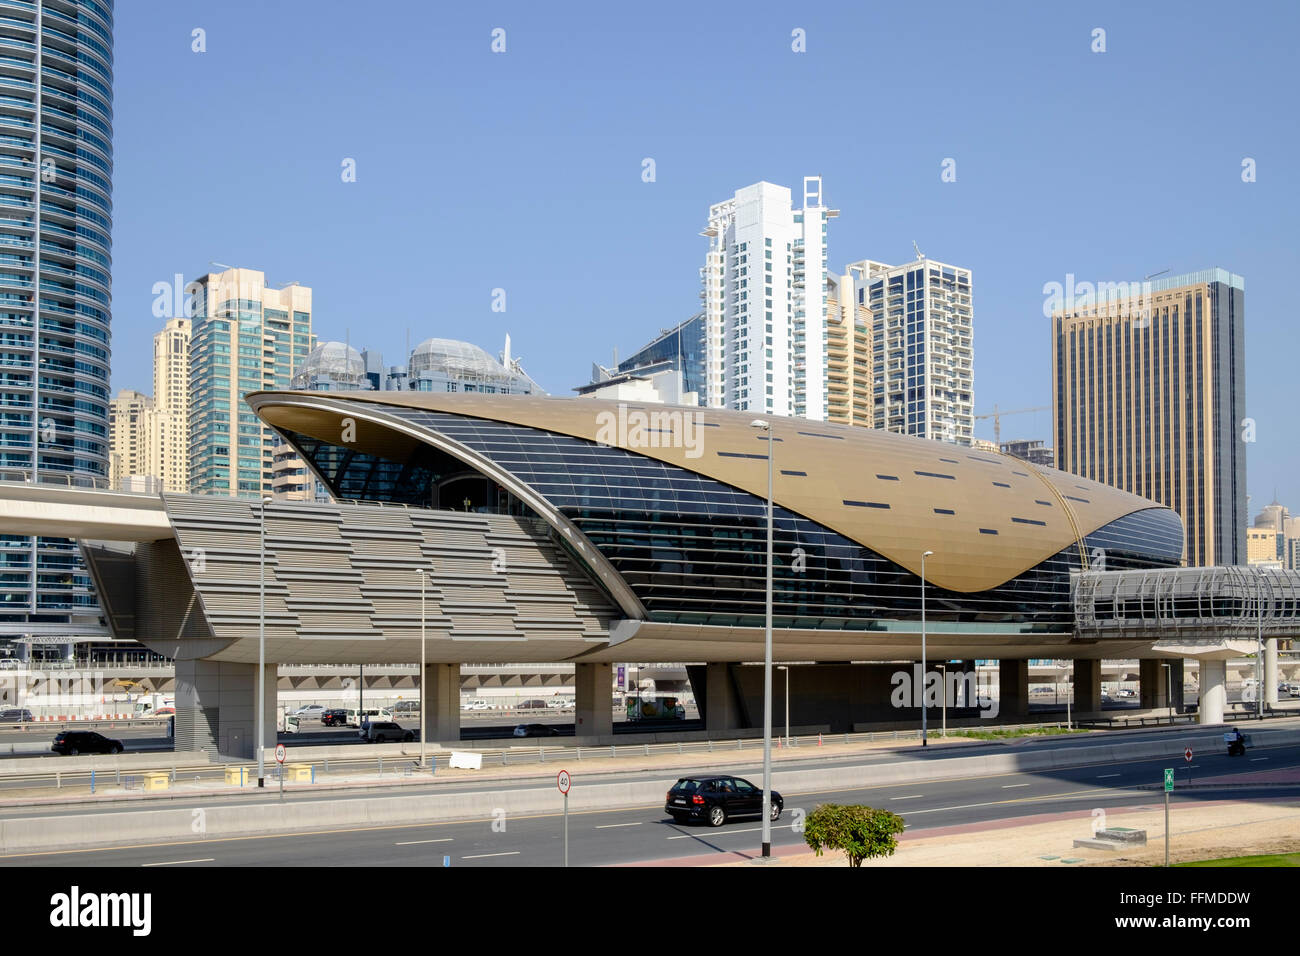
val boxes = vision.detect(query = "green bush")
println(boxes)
[803,804,906,867]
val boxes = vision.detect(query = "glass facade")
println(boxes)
[617,313,706,405]
[0,0,113,628]
[282,403,1185,631]
[188,271,312,497]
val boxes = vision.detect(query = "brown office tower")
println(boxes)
[1051,269,1246,566]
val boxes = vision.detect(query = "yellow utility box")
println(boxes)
[224,766,250,786]
[141,772,170,792]
[284,763,312,783]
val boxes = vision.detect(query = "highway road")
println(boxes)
[3,734,1297,867]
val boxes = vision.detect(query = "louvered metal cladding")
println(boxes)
[160,494,616,664]
[1072,566,1300,640]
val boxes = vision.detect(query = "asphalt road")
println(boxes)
[4,733,1297,867]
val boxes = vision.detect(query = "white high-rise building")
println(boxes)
[700,178,837,419]
[847,255,974,444]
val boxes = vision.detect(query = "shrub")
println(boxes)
[803,804,906,867]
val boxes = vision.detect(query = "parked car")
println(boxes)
[546,698,574,710]
[1115,688,1137,699]
[52,731,123,756]
[0,708,34,722]
[346,707,393,728]
[513,723,561,738]
[294,704,326,719]
[321,708,348,727]
[466,699,493,711]
[359,721,414,743]
[517,699,548,710]
[665,775,783,827]
[391,700,419,715]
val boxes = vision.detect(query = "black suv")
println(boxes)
[321,708,348,727]
[52,731,123,756]
[665,775,783,827]
[0,708,34,722]
[359,721,414,743]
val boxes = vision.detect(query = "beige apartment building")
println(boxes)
[107,389,153,490]
[824,272,872,427]
[152,317,190,493]
[1051,269,1247,566]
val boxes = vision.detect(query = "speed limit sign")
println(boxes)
[275,743,286,764]
[557,769,571,794]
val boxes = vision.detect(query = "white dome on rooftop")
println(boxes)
[292,341,364,388]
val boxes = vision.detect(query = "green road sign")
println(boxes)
[1163,768,1174,792]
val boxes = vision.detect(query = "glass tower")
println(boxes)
[0,0,114,656]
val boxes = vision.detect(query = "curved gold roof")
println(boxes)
[248,390,1177,593]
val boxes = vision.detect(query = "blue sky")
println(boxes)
[110,0,1299,512]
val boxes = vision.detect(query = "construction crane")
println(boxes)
[912,240,924,261]
[974,404,1049,446]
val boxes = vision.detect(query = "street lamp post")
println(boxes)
[751,419,774,860]
[419,567,427,770]
[920,550,934,747]
[257,495,271,787]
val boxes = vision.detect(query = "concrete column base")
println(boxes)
[574,662,612,739]
[1200,658,1227,725]
[702,662,743,733]
[174,658,276,760]
[1074,659,1102,713]
[421,663,460,743]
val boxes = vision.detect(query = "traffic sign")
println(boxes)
[557,769,571,794]
[274,743,286,764]
[1184,747,1193,763]
[1163,768,1174,792]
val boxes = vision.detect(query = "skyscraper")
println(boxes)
[152,317,190,493]
[1051,269,1246,566]
[824,271,873,428]
[847,256,975,444]
[188,268,313,497]
[0,0,114,654]
[107,389,151,489]
[700,178,837,419]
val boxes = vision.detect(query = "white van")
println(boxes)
[346,707,392,728]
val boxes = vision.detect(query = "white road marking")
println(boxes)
[595,822,643,829]
[1250,758,1268,762]
[463,851,520,859]
[1002,784,1030,789]
[891,795,926,800]
[669,825,766,840]
[395,838,453,846]
[142,858,213,867]
[1096,773,1121,779]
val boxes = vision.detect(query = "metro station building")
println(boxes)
[57,389,1252,756]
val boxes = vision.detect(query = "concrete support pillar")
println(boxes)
[998,659,1029,718]
[1167,659,1185,713]
[174,658,275,758]
[1074,659,1102,713]
[1140,658,1168,710]
[703,662,743,733]
[574,662,612,740]
[1200,658,1227,725]
[1264,639,1279,708]
[421,663,460,743]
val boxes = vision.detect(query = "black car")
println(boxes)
[359,721,414,743]
[665,775,783,827]
[0,708,34,722]
[512,723,561,738]
[52,731,123,756]
[321,708,348,727]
